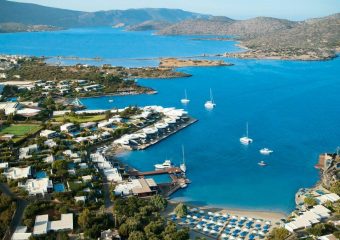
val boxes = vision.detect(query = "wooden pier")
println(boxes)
[129,167,182,176]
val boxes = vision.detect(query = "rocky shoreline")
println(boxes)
[159,58,233,68]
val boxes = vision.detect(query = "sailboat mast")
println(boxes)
[246,122,249,138]
[210,88,214,102]
[182,145,185,164]
[185,89,187,99]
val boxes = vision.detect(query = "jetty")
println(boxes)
[129,167,182,176]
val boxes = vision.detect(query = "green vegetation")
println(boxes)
[268,227,290,240]
[174,203,188,218]
[304,196,318,207]
[0,124,42,142]
[0,192,16,239]
[53,114,106,123]
[114,195,189,240]
[330,181,340,195]
[306,223,337,237]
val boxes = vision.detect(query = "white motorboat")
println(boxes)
[181,89,190,104]
[108,99,114,103]
[204,88,216,109]
[258,161,267,167]
[240,122,253,145]
[260,148,273,155]
[154,160,172,170]
[180,145,187,173]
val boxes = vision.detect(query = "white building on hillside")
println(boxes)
[19,178,53,196]
[33,214,73,235]
[4,166,31,179]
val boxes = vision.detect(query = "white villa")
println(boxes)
[33,213,73,235]
[4,166,31,179]
[285,205,331,232]
[19,144,38,160]
[40,129,58,139]
[19,178,53,196]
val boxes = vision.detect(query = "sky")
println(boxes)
[11,0,340,20]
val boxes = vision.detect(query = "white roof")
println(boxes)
[33,213,73,235]
[316,193,340,204]
[40,129,56,137]
[12,226,32,240]
[0,162,9,169]
[5,166,31,179]
[21,178,53,196]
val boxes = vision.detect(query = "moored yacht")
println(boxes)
[181,89,190,104]
[204,88,216,109]
[154,160,172,170]
[260,148,273,155]
[108,98,114,103]
[240,122,253,145]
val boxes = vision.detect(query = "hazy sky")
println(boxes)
[11,0,340,20]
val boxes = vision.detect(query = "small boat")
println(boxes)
[180,145,187,173]
[181,89,190,104]
[154,160,172,170]
[204,88,216,109]
[180,183,188,188]
[260,148,273,155]
[258,161,267,166]
[108,99,114,103]
[240,122,253,145]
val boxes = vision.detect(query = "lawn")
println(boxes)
[0,124,42,142]
[53,114,106,123]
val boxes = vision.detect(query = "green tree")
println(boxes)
[150,195,167,211]
[268,227,290,240]
[330,181,340,195]
[118,223,129,238]
[174,203,188,218]
[78,208,90,230]
[128,231,146,240]
[52,160,68,177]
[306,223,325,236]
[304,196,317,207]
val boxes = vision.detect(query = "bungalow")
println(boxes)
[33,213,73,235]
[285,205,331,232]
[316,193,340,204]
[43,155,54,163]
[0,102,20,115]
[74,196,86,203]
[44,139,57,148]
[40,129,58,139]
[60,123,77,133]
[12,226,32,240]
[19,178,53,196]
[80,121,97,130]
[83,84,102,92]
[4,166,31,179]
[19,144,38,160]
[0,134,14,141]
[0,162,9,169]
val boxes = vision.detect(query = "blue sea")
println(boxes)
[1,27,339,213]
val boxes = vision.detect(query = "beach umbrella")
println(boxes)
[248,218,254,221]
[208,211,213,215]
[214,212,221,217]
[192,207,198,212]
[186,215,191,218]
[210,230,217,234]
[227,224,233,228]
[235,226,241,230]
[265,221,271,225]
[252,230,258,234]
[242,228,249,232]
[217,221,224,226]
[240,217,246,220]
[229,236,235,240]
[209,220,215,224]
[193,216,198,220]
[223,213,229,217]
[259,231,265,235]
[240,231,248,237]
[203,227,209,232]
[196,225,202,229]
[199,210,205,214]
[221,233,227,238]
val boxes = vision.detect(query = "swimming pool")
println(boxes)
[54,183,66,192]
[34,171,47,179]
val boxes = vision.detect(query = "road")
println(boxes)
[0,183,28,240]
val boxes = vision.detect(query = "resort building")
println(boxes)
[0,101,20,115]
[33,213,73,235]
[60,123,77,133]
[316,193,340,204]
[80,121,97,130]
[12,226,32,240]
[115,178,158,197]
[91,153,123,182]
[285,205,331,232]
[74,196,86,203]
[40,129,58,139]
[318,234,338,240]
[19,144,38,160]
[19,178,53,196]
[0,162,8,169]
[4,166,31,179]
[44,139,57,148]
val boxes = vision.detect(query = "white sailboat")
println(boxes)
[180,145,187,173]
[108,98,114,103]
[258,160,267,167]
[240,122,253,145]
[204,88,216,109]
[181,89,190,104]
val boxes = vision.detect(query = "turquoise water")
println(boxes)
[34,171,47,179]
[1,28,339,212]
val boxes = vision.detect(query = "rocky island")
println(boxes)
[159,58,233,67]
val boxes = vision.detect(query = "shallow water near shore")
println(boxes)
[1,28,339,213]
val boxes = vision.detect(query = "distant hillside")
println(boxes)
[0,0,206,28]
[158,17,296,38]
[125,20,172,31]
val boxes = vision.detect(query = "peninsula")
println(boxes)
[159,58,233,68]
